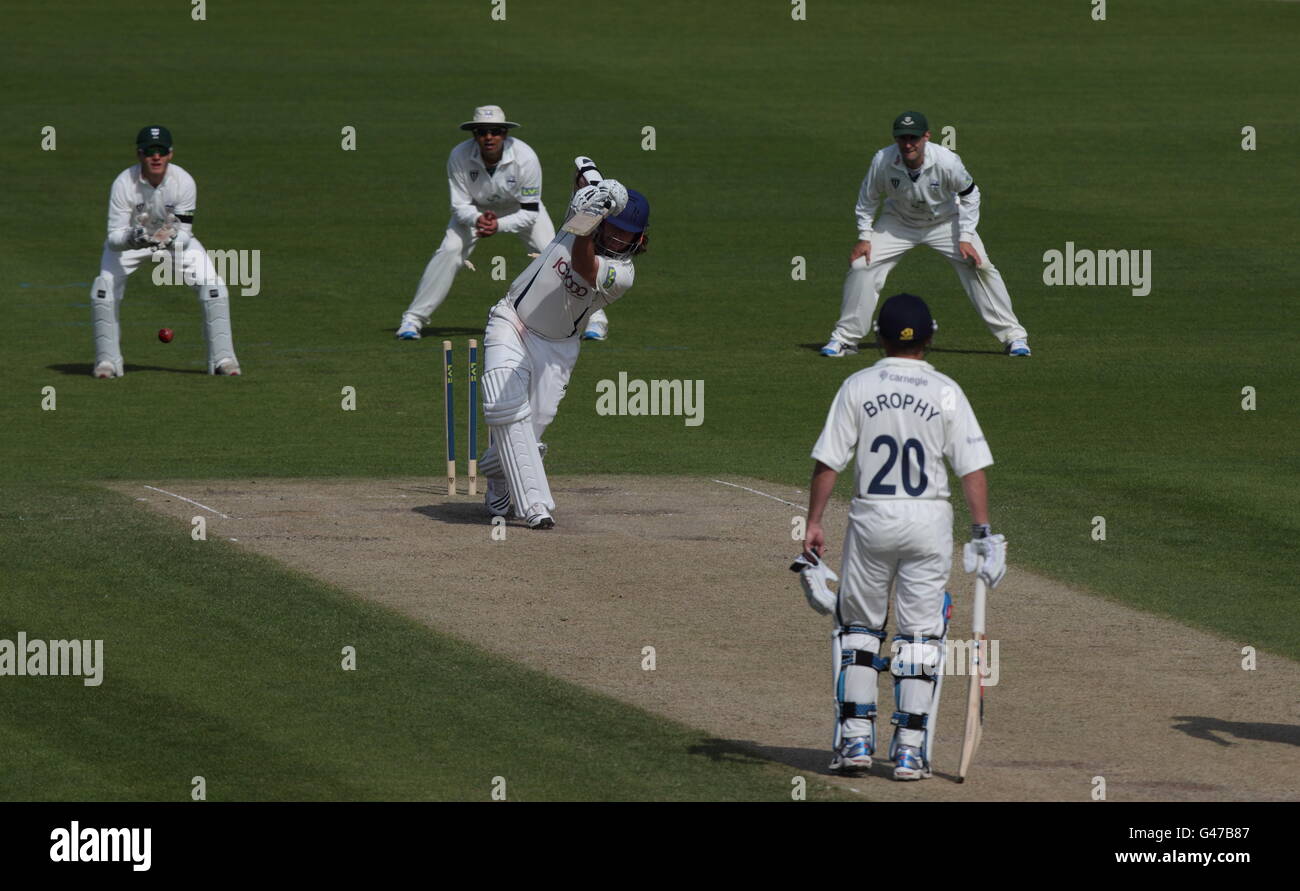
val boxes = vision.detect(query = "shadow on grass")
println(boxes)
[389,326,483,339]
[798,342,1005,356]
[1171,716,1300,748]
[47,363,208,376]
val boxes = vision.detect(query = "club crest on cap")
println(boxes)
[901,327,914,340]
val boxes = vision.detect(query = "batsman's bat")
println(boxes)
[957,565,988,782]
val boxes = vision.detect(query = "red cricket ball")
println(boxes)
[158,328,174,343]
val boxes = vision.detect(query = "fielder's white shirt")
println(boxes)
[854,142,981,240]
[507,231,634,340]
[812,356,993,500]
[447,136,543,234]
[105,163,197,250]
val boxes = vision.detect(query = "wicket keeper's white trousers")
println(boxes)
[91,238,238,373]
[836,498,953,639]
[830,213,1027,347]
[403,209,556,325]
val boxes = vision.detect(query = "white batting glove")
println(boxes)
[790,550,838,616]
[962,526,1007,588]
[574,155,602,186]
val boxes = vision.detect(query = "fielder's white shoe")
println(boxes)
[830,737,873,773]
[93,360,122,379]
[485,477,511,517]
[1006,339,1031,357]
[820,338,859,358]
[582,319,608,341]
[396,318,422,340]
[892,745,928,781]
[525,504,555,530]
[215,358,242,376]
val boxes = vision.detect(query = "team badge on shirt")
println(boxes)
[470,171,479,181]
[891,177,900,189]
[603,267,616,289]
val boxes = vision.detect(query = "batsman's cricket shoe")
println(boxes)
[93,360,122,379]
[526,504,555,530]
[396,318,422,340]
[215,359,242,376]
[892,745,928,781]
[820,337,859,358]
[485,477,511,517]
[830,737,873,773]
[1005,339,1031,357]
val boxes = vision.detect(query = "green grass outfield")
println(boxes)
[3,0,1297,799]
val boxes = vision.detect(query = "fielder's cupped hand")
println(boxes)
[475,211,498,238]
[963,533,1007,588]
[850,239,872,264]
[959,241,982,267]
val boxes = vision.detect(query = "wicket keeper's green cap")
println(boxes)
[136,125,173,151]
[892,112,928,137]
[876,293,936,343]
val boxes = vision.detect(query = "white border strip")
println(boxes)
[143,485,234,519]
[710,479,806,512]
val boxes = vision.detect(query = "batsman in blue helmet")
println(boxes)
[474,159,649,529]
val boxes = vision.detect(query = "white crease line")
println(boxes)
[143,485,236,519]
[710,479,806,512]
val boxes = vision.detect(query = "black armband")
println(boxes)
[519,202,539,212]
[175,213,194,223]
[958,183,976,197]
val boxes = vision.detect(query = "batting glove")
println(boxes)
[791,550,838,616]
[962,526,1007,588]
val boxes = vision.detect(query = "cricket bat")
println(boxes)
[957,568,988,782]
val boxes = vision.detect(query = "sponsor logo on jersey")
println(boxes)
[521,186,539,197]
[506,176,517,187]
[929,181,940,192]
[551,256,589,298]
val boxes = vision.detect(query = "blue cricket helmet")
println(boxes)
[607,188,649,234]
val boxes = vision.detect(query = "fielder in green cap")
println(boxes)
[820,111,1031,358]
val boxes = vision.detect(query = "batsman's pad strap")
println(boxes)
[841,649,890,672]
[846,625,886,640]
[519,202,539,211]
[839,702,877,720]
[891,711,928,731]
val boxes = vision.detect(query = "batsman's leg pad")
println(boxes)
[492,419,553,516]
[480,365,532,426]
[196,282,238,373]
[477,439,546,480]
[91,274,125,373]
[889,634,943,754]
[833,625,888,750]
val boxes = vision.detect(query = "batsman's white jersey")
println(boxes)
[478,231,635,519]
[91,163,239,376]
[829,143,1027,348]
[812,355,992,635]
[402,136,556,325]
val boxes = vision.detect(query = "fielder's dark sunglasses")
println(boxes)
[139,147,169,157]
[473,127,507,137]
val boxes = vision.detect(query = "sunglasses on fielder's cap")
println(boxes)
[138,146,169,157]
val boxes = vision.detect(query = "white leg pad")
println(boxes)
[90,275,124,372]
[492,420,552,516]
[197,282,238,373]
